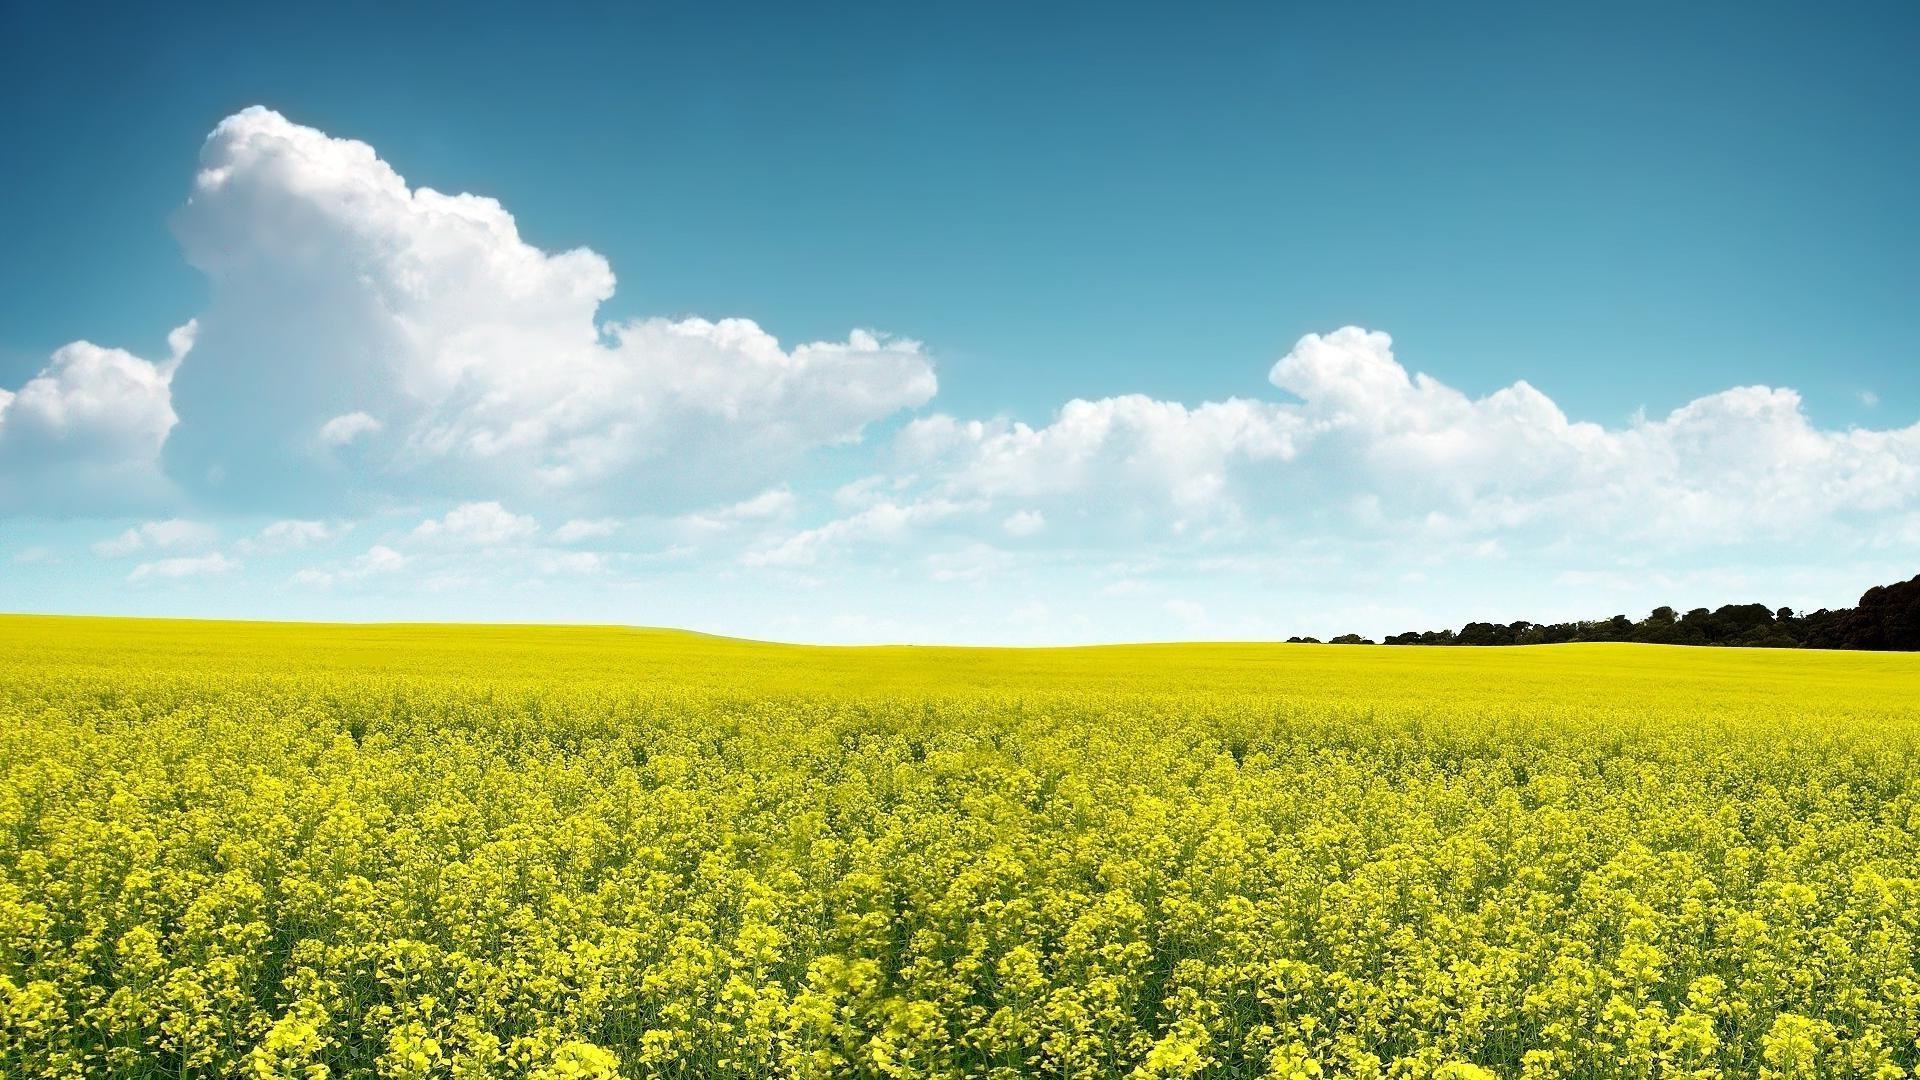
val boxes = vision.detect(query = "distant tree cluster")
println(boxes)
[1332,572,1920,651]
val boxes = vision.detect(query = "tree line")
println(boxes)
[1286,571,1920,650]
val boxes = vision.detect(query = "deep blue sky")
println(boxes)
[5,0,1915,424]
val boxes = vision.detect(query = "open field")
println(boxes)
[5,617,1920,1078]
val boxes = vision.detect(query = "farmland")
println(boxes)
[4,616,1920,1078]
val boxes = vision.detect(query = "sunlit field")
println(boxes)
[5,616,1920,1079]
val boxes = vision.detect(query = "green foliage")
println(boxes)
[1381,571,1920,651]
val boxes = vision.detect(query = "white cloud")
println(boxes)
[1001,509,1046,537]
[899,394,1298,517]
[675,488,797,535]
[290,544,406,588]
[0,325,196,512]
[91,518,219,558]
[235,518,346,554]
[127,552,237,583]
[358,544,407,573]
[317,411,382,447]
[552,518,620,544]
[1860,390,1880,408]
[741,498,976,567]
[927,543,1015,584]
[833,475,905,510]
[536,550,604,575]
[295,534,604,590]
[162,107,935,511]
[869,327,1920,558]
[726,488,798,520]
[411,501,539,546]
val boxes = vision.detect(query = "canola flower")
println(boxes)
[3,615,1920,1079]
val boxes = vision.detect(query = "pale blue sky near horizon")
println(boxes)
[2,1,1917,642]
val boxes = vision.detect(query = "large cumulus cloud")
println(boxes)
[763,327,1920,564]
[164,107,935,510]
[0,324,194,513]
[3,107,936,515]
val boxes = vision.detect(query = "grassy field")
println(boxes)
[4,617,1920,1078]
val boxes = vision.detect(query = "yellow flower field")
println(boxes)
[4,616,1920,1079]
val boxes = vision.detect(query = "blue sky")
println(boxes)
[2,1,1917,642]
